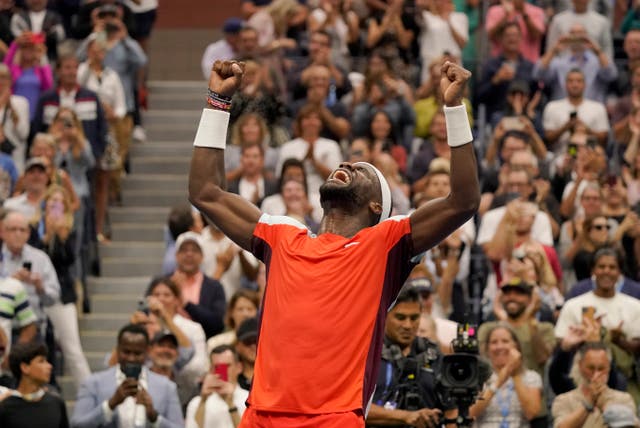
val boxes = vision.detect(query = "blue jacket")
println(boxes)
[70,366,183,428]
[33,86,108,159]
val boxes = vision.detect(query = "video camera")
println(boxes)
[436,323,491,427]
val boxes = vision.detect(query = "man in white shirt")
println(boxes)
[201,18,243,80]
[185,345,248,428]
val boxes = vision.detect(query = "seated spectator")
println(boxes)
[373,152,410,215]
[533,24,617,103]
[306,0,359,71]
[347,137,374,164]
[184,345,248,428]
[201,17,242,79]
[365,286,456,426]
[352,74,416,151]
[227,143,278,207]
[555,247,640,403]
[543,69,610,151]
[162,204,203,276]
[566,246,640,299]
[485,0,545,63]
[476,23,535,124]
[71,323,184,428]
[261,157,323,223]
[470,325,542,426]
[368,110,407,174]
[170,231,226,339]
[289,64,351,142]
[207,290,260,354]
[362,50,414,106]
[546,0,613,59]
[0,63,28,174]
[0,342,67,428]
[622,125,640,206]
[280,177,320,232]
[552,342,638,427]
[3,32,52,120]
[234,317,257,391]
[225,112,278,182]
[276,104,342,195]
[484,118,547,174]
[479,278,555,378]
[201,224,259,300]
[148,331,180,380]
[416,0,468,85]
[0,275,37,371]
[408,110,450,186]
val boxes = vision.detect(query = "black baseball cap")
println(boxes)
[236,317,258,344]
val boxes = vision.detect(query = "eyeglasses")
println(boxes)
[591,224,610,231]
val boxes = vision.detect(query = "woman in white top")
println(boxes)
[471,325,542,427]
[0,64,29,174]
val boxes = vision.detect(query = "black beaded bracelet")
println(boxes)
[208,88,232,102]
[228,406,238,413]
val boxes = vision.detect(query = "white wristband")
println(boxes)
[193,108,229,149]
[444,104,473,147]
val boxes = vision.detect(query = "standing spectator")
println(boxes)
[470,325,543,426]
[542,69,609,150]
[0,342,68,428]
[71,0,136,41]
[201,17,242,80]
[225,112,278,181]
[3,31,52,120]
[161,204,203,276]
[184,345,248,428]
[32,52,108,243]
[552,342,638,427]
[227,144,278,207]
[71,324,184,428]
[122,0,158,54]
[170,231,227,339]
[0,63,28,174]
[546,0,613,59]
[276,104,342,195]
[0,276,37,364]
[307,0,359,70]
[533,24,617,103]
[368,110,407,174]
[485,0,546,63]
[4,156,48,221]
[417,0,468,84]
[9,0,65,62]
[476,22,535,123]
[567,214,613,281]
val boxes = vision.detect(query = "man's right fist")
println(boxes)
[209,60,245,99]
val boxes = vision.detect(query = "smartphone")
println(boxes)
[213,363,229,382]
[137,299,149,315]
[582,306,596,322]
[569,111,578,120]
[567,143,578,158]
[122,362,142,380]
[501,116,525,131]
[22,261,32,272]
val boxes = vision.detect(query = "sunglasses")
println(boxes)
[591,224,610,231]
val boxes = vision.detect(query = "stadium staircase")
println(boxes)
[59,80,203,406]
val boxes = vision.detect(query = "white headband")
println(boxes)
[354,162,392,223]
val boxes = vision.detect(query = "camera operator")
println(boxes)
[366,286,457,428]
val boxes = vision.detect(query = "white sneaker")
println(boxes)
[132,125,147,142]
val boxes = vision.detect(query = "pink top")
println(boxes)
[180,272,203,305]
[3,41,53,92]
[485,3,546,63]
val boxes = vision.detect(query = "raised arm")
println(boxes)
[188,61,262,251]
[410,62,480,255]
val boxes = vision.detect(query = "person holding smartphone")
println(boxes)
[185,345,248,428]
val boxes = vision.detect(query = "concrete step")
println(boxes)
[147,123,197,142]
[142,110,200,127]
[99,241,165,259]
[80,331,120,354]
[110,222,165,242]
[59,376,77,402]
[91,295,140,315]
[130,141,193,157]
[87,276,153,295]
[121,189,188,207]
[149,92,202,110]
[122,174,188,192]
[86,351,110,373]
[101,256,162,277]
[130,155,191,175]
[79,313,131,331]
[148,80,203,95]
[108,206,170,224]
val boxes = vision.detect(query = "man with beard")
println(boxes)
[478,277,556,377]
[189,59,479,427]
[148,332,180,380]
[552,342,637,427]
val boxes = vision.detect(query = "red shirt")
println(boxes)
[249,214,415,414]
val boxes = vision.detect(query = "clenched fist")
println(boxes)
[209,60,245,98]
[439,61,471,107]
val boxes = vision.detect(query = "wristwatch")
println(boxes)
[582,400,594,412]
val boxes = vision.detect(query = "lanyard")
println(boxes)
[498,378,514,428]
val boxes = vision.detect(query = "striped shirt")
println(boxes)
[0,276,37,352]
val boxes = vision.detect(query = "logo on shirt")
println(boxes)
[344,242,360,248]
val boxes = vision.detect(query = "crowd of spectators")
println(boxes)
[2,0,640,426]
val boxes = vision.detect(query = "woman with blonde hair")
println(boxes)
[227,112,278,181]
